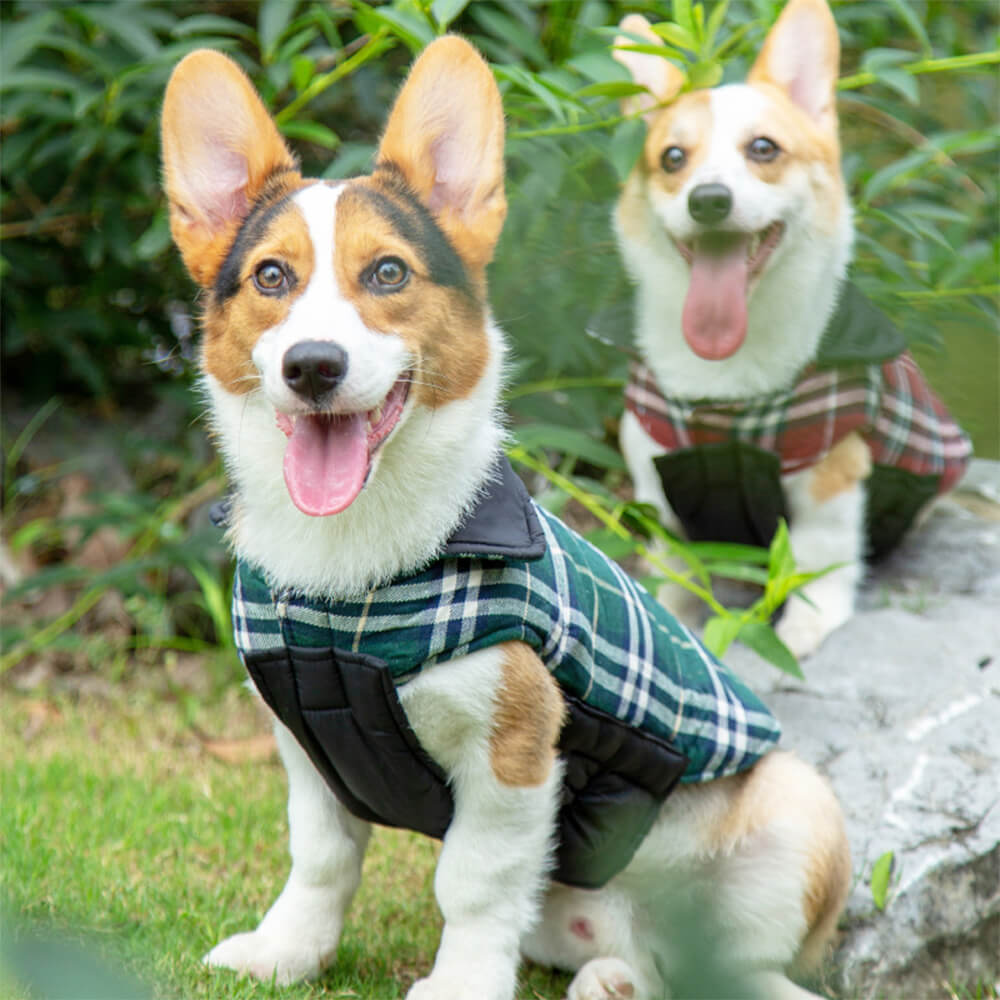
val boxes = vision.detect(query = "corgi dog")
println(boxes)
[161,36,849,1000]
[614,0,971,658]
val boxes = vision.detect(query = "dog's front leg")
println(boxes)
[400,643,565,1000]
[204,717,370,984]
[777,432,871,657]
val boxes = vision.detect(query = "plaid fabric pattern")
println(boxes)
[626,354,971,487]
[233,502,780,785]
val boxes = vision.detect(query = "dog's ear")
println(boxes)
[161,50,297,287]
[375,36,505,274]
[748,0,840,135]
[613,15,685,124]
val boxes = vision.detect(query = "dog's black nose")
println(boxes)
[688,183,733,224]
[282,340,348,403]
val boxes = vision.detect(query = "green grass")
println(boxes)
[0,687,569,1000]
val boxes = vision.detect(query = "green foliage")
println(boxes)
[2,0,998,678]
[870,849,896,911]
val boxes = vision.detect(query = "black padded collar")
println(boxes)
[442,455,547,561]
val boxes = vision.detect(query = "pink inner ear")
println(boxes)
[184,142,249,229]
[769,13,835,122]
[427,133,474,216]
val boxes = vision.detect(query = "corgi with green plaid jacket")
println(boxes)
[164,22,850,1000]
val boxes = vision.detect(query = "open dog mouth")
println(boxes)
[275,374,412,517]
[673,221,786,361]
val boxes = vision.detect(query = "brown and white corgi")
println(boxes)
[614,0,970,658]
[161,36,849,1000]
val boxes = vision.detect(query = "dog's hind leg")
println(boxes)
[203,718,371,984]
[522,884,662,999]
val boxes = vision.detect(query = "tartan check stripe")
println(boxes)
[626,354,970,486]
[232,503,781,785]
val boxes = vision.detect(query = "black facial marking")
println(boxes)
[212,172,297,304]
[357,163,474,299]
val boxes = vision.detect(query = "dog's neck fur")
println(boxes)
[206,322,507,599]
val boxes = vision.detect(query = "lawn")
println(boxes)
[0,680,570,1000]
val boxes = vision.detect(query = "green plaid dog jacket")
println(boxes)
[231,458,781,887]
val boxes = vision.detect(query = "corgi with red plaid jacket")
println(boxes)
[614,0,971,658]
[162,26,849,1000]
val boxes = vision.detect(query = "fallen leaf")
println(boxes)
[200,732,276,764]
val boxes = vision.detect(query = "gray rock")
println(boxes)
[727,460,1000,998]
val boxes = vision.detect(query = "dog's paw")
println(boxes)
[406,967,514,1000]
[203,931,326,985]
[566,957,638,1000]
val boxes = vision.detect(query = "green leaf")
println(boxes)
[705,0,730,52]
[279,120,340,150]
[651,22,698,53]
[871,850,895,911]
[291,55,315,93]
[702,614,743,657]
[884,0,933,56]
[512,424,625,471]
[362,5,436,52]
[133,210,171,262]
[686,541,770,564]
[259,0,298,61]
[0,69,81,94]
[84,4,162,60]
[609,118,647,183]
[767,519,796,581]
[876,67,920,105]
[687,59,723,89]
[860,48,915,73]
[431,0,470,31]
[171,14,257,41]
[672,0,695,35]
[737,622,804,678]
[0,10,56,71]
[573,81,647,100]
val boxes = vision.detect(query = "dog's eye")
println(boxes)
[660,146,687,173]
[253,261,288,294]
[747,136,780,163]
[367,256,410,293]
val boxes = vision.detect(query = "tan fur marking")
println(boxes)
[200,195,315,394]
[489,642,565,788]
[705,753,850,968]
[333,179,489,407]
[643,91,713,194]
[808,432,872,504]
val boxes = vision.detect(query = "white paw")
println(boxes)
[406,968,514,1000]
[203,930,327,985]
[566,957,638,1000]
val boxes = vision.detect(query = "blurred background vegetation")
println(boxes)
[2,0,998,684]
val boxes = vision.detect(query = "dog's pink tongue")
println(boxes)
[682,236,750,360]
[283,414,368,517]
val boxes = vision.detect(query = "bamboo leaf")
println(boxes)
[737,622,804,678]
[871,850,895,911]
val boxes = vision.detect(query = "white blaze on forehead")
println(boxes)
[251,181,412,416]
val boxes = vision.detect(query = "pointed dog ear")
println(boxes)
[161,49,297,287]
[613,15,686,124]
[375,36,506,275]
[747,0,841,135]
